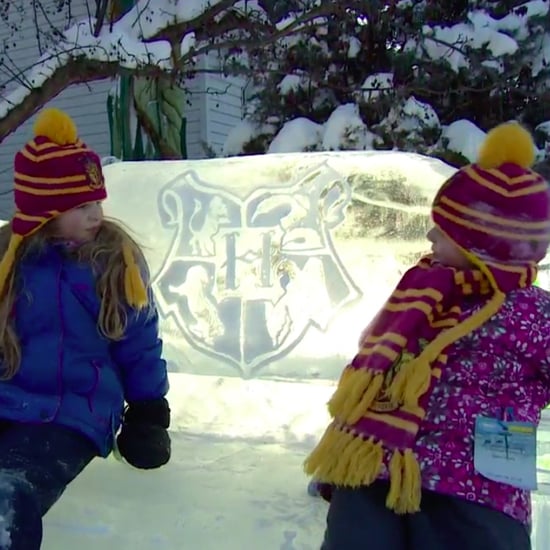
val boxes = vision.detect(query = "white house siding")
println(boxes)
[201,51,246,157]
[181,51,246,159]
[183,71,208,160]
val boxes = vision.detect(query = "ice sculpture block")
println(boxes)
[104,151,454,380]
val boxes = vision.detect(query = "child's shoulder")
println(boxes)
[511,284,550,300]
[506,284,550,316]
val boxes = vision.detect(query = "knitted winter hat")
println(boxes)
[0,108,147,307]
[432,122,550,289]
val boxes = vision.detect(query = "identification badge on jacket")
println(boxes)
[474,416,538,490]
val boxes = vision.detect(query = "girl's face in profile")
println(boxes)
[52,201,104,242]
[427,226,471,269]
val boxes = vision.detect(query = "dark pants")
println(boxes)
[321,482,532,550]
[0,421,96,550]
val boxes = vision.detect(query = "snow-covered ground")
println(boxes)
[40,374,331,550]
[41,374,550,549]
[43,431,325,549]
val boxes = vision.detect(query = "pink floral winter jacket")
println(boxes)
[378,285,550,526]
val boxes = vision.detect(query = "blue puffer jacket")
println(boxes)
[0,243,169,457]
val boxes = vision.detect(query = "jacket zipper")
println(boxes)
[52,261,65,421]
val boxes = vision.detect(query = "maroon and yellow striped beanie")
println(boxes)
[0,108,147,308]
[432,122,550,291]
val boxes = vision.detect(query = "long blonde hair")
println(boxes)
[0,218,149,379]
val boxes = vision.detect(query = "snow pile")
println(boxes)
[377,96,440,150]
[222,120,276,156]
[362,73,394,102]
[267,118,322,153]
[258,96,444,157]
[442,120,487,163]
[348,36,362,58]
[406,17,518,73]
[277,73,309,95]
[322,104,377,150]
[261,106,380,154]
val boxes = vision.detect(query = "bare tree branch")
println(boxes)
[0,0,346,144]
[0,59,162,144]
[133,93,180,159]
[31,1,43,55]
[93,0,110,37]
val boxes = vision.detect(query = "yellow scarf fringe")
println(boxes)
[386,449,421,514]
[304,424,384,487]
[328,368,385,423]
[304,423,422,513]
[387,356,433,408]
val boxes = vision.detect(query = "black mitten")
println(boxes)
[122,398,171,428]
[117,397,171,469]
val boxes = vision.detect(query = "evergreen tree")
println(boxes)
[234,0,550,163]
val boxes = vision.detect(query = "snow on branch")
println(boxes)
[0,0,342,144]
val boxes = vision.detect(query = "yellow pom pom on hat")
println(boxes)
[476,121,536,170]
[32,106,78,146]
[0,107,147,308]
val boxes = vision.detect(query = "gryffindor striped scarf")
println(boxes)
[304,256,537,513]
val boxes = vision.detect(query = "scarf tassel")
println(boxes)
[0,234,22,300]
[328,367,385,424]
[386,448,422,514]
[304,424,383,487]
[387,357,432,407]
[122,241,148,309]
[304,425,422,514]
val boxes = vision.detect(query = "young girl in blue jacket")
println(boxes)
[0,108,170,549]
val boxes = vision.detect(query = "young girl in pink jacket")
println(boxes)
[306,122,550,550]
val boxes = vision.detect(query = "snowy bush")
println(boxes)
[224,0,550,164]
